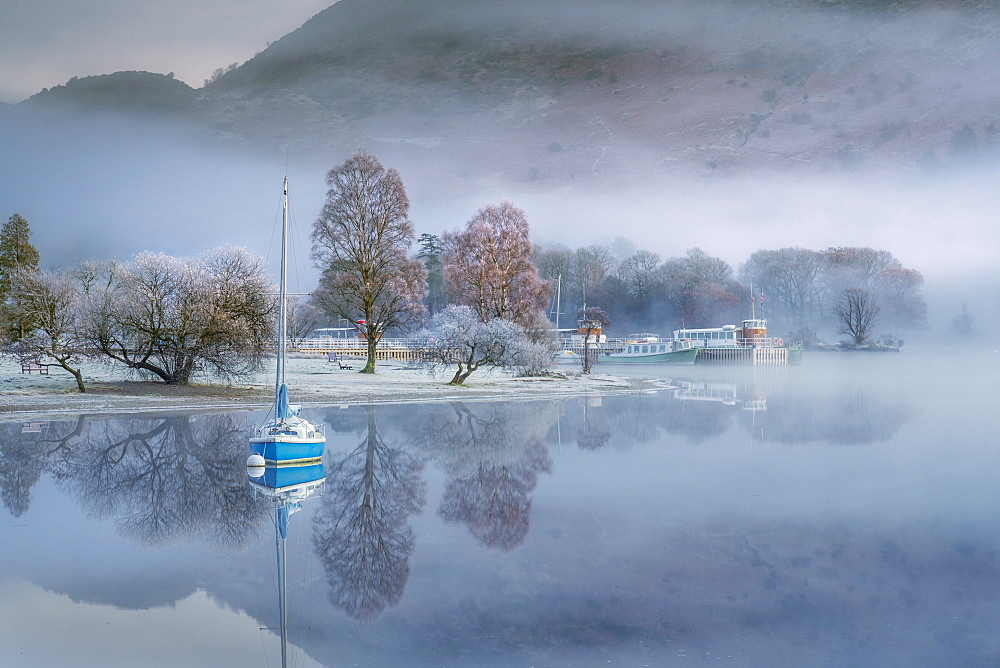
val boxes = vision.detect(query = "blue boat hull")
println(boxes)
[249,437,325,464]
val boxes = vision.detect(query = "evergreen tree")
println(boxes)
[416,233,445,316]
[950,303,975,339]
[0,213,41,340]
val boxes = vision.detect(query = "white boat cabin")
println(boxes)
[620,338,693,355]
[673,319,770,348]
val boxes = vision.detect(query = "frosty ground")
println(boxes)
[0,354,656,420]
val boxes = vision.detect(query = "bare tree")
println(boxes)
[577,306,610,374]
[6,268,88,392]
[420,304,528,385]
[619,250,661,318]
[820,247,898,319]
[659,248,744,326]
[739,247,821,327]
[285,296,325,340]
[311,151,427,374]
[82,247,275,384]
[441,200,550,327]
[835,288,880,345]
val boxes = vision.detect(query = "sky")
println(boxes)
[0,0,334,103]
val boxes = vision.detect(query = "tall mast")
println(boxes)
[275,177,289,403]
[555,275,561,331]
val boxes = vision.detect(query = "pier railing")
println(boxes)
[285,337,428,362]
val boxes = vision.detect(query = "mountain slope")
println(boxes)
[18,0,1000,187]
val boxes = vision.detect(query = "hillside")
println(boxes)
[17,0,1000,188]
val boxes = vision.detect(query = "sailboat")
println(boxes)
[249,177,326,464]
[247,460,326,668]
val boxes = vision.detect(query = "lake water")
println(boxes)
[2,350,999,666]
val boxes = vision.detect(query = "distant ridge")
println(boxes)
[16,0,1000,186]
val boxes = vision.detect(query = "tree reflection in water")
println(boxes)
[0,413,263,549]
[312,406,426,622]
[0,420,57,517]
[412,401,556,552]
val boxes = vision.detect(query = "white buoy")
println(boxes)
[247,454,266,470]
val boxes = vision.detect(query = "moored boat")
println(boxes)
[249,177,326,464]
[671,319,802,366]
[599,335,699,365]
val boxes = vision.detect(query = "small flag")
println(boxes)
[759,290,765,304]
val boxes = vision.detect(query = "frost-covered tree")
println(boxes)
[311,151,427,373]
[441,201,550,327]
[420,304,528,385]
[6,268,88,392]
[82,247,274,384]
[285,296,325,341]
[534,244,614,319]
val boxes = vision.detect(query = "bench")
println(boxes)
[327,353,354,370]
[21,362,49,374]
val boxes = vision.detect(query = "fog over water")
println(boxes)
[2,352,999,665]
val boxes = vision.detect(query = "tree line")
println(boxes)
[2,150,940,391]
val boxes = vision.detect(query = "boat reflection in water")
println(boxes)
[247,456,325,668]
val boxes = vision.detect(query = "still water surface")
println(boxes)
[2,351,999,666]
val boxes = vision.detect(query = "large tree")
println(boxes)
[6,269,88,392]
[0,213,42,340]
[311,151,427,373]
[441,200,550,327]
[82,247,274,384]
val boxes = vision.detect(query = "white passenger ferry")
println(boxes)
[671,319,801,365]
